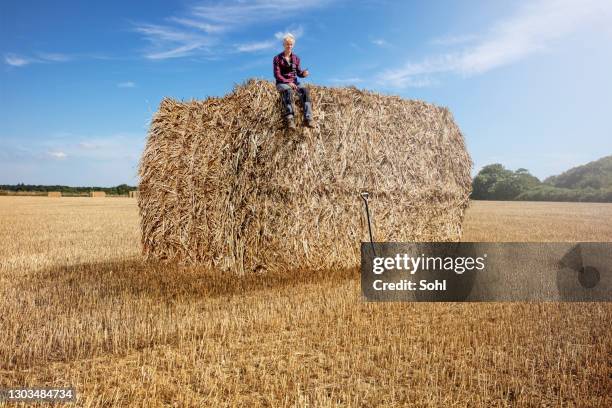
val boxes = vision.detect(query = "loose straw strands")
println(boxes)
[138,79,472,273]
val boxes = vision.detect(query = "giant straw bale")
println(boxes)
[48,191,61,197]
[139,79,472,273]
[90,191,106,198]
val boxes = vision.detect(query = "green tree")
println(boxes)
[472,164,508,199]
[472,165,540,200]
[115,184,132,195]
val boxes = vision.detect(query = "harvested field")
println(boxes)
[463,200,612,241]
[139,80,472,273]
[1,197,611,407]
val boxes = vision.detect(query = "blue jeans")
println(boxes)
[276,83,312,120]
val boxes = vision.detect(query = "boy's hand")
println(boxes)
[302,70,310,77]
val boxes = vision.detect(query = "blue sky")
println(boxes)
[1,0,611,186]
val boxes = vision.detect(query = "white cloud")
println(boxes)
[274,26,304,40]
[36,52,71,62]
[148,43,208,60]
[236,26,304,53]
[4,54,31,66]
[135,23,198,44]
[4,52,72,67]
[117,81,136,88]
[191,0,329,26]
[377,0,612,88]
[5,134,142,161]
[168,17,226,34]
[236,40,276,53]
[134,23,213,59]
[134,1,326,59]
[3,135,144,185]
[371,39,389,47]
[430,34,478,46]
[74,134,144,162]
[48,151,67,160]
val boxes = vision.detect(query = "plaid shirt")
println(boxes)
[273,52,306,84]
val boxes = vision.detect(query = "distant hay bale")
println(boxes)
[129,191,139,198]
[90,191,106,198]
[138,79,472,273]
[48,191,62,197]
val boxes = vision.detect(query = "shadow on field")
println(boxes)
[27,259,358,301]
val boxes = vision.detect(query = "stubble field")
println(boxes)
[0,197,611,407]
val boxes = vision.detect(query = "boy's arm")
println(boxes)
[295,55,306,77]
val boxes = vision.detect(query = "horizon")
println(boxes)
[2,0,612,186]
[2,152,610,189]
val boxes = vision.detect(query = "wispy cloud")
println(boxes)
[167,17,226,34]
[274,26,304,41]
[236,26,304,53]
[75,135,144,162]
[2,134,145,185]
[134,23,213,59]
[4,54,31,66]
[429,34,478,46]
[47,151,67,160]
[117,81,136,88]
[190,0,330,26]
[36,52,71,62]
[349,42,362,51]
[371,39,390,47]
[236,40,276,53]
[74,135,143,161]
[4,52,72,67]
[134,1,325,59]
[377,0,612,88]
[4,133,143,162]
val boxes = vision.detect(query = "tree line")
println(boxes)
[472,155,612,202]
[0,184,137,196]
[3,155,611,202]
